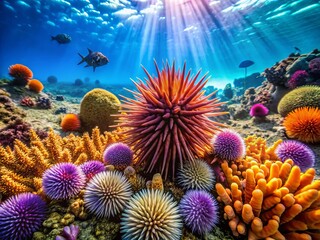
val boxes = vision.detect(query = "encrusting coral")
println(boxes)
[0,127,122,199]
[215,135,320,240]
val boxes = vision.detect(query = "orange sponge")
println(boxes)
[28,79,44,93]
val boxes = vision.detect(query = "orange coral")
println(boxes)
[61,113,81,132]
[28,79,44,93]
[8,64,33,85]
[216,137,320,239]
[283,107,320,143]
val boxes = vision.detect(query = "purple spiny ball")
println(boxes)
[275,140,315,172]
[288,70,308,89]
[103,142,133,169]
[211,129,245,161]
[0,193,47,240]
[42,163,86,200]
[79,160,105,180]
[249,103,269,117]
[179,190,219,234]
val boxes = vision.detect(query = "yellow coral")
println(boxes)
[216,137,320,239]
[0,127,122,198]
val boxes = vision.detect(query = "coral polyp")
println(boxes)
[116,61,226,179]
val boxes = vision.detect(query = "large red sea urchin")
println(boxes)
[116,61,227,179]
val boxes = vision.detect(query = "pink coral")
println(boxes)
[288,70,309,89]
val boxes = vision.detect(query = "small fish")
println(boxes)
[294,46,301,52]
[78,48,109,72]
[51,34,71,44]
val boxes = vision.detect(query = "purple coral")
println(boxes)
[179,190,219,234]
[309,57,320,77]
[0,193,47,240]
[42,163,86,200]
[211,129,245,161]
[79,160,105,180]
[275,140,315,172]
[56,224,80,240]
[249,103,269,117]
[103,142,133,169]
[288,70,309,89]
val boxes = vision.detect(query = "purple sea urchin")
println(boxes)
[0,193,47,240]
[176,159,215,191]
[179,190,219,234]
[79,160,105,180]
[103,142,133,170]
[121,189,182,240]
[287,70,308,89]
[116,61,227,179]
[84,171,132,218]
[211,129,245,161]
[275,140,315,172]
[42,163,86,200]
[249,103,269,117]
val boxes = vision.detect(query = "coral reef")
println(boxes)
[8,64,33,86]
[309,57,320,77]
[74,79,83,86]
[288,70,309,89]
[277,85,320,117]
[20,96,36,107]
[121,189,182,240]
[28,79,44,93]
[179,190,219,234]
[36,96,52,109]
[283,106,320,143]
[223,83,234,99]
[47,76,58,84]
[176,159,215,191]
[79,88,121,132]
[233,72,265,89]
[103,142,133,170]
[275,140,315,172]
[0,127,121,199]
[42,163,86,200]
[84,171,132,218]
[116,61,227,179]
[211,129,245,162]
[60,113,81,132]
[0,193,47,240]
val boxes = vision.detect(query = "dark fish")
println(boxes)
[51,34,71,44]
[78,48,109,72]
[294,47,301,52]
[239,60,254,68]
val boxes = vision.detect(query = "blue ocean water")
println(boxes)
[0,0,319,89]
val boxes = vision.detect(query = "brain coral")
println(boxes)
[79,88,121,132]
[277,85,320,117]
[28,79,44,93]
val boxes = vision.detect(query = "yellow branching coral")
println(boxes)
[0,127,122,198]
[216,137,320,239]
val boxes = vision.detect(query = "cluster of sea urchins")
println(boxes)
[116,61,227,179]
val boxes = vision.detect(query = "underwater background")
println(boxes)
[1,0,320,88]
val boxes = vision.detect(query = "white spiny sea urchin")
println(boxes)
[120,189,182,240]
[84,171,132,218]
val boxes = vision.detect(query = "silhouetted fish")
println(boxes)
[294,47,301,52]
[78,48,109,72]
[51,34,71,44]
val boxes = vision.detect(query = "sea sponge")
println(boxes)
[120,189,182,240]
[179,190,219,234]
[8,64,33,86]
[61,113,81,132]
[79,88,121,132]
[211,129,245,161]
[277,85,320,117]
[79,160,105,180]
[249,103,269,117]
[28,79,44,93]
[283,106,320,143]
[103,142,133,170]
[115,62,227,179]
[275,140,315,172]
[287,70,308,89]
[84,171,132,218]
[42,163,86,200]
[0,193,47,240]
[176,159,215,191]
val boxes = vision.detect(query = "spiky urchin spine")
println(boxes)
[177,159,215,191]
[84,170,132,218]
[120,189,182,240]
[116,61,227,179]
